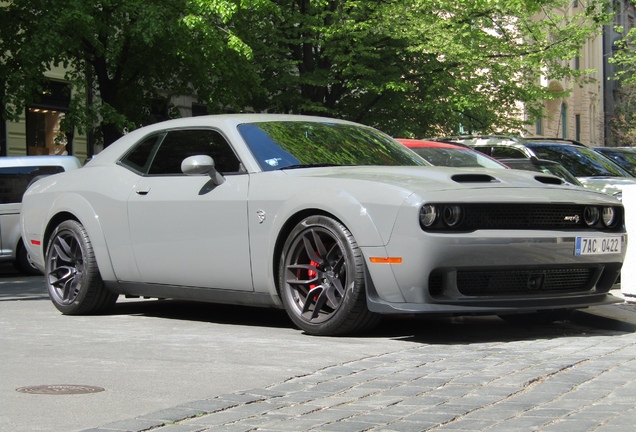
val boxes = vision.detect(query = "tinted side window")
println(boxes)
[120,134,165,174]
[0,166,65,204]
[148,129,241,175]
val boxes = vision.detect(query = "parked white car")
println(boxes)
[0,156,81,274]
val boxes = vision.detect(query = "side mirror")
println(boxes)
[181,155,225,186]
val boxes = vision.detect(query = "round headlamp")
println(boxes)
[602,207,617,227]
[583,207,600,226]
[420,204,438,228]
[443,205,463,227]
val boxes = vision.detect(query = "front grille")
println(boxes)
[463,205,590,230]
[429,267,599,297]
[422,204,624,232]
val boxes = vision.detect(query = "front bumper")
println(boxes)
[361,230,626,315]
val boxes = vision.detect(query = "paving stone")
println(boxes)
[81,299,636,432]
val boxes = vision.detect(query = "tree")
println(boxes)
[609,27,636,146]
[1,0,262,146]
[2,0,611,145]
[234,0,611,137]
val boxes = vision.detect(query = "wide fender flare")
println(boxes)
[261,187,408,299]
[44,193,117,282]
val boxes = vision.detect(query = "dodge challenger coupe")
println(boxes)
[21,114,627,335]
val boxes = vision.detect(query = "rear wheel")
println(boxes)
[279,215,379,336]
[46,220,117,314]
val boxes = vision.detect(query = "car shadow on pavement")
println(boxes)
[374,311,635,345]
[110,298,294,329]
[108,297,635,344]
[0,276,49,302]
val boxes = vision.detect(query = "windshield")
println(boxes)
[525,144,633,178]
[410,147,505,169]
[238,121,428,171]
[596,148,636,176]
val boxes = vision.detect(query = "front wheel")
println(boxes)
[278,215,379,336]
[45,220,117,314]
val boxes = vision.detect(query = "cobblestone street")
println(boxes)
[85,304,636,432]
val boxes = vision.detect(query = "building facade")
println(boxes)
[524,2,605,146]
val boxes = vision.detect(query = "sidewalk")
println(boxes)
[82,291,636,432]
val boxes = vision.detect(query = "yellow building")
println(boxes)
[524,2,605,146]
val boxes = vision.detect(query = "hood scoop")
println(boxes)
[534,175,564,185]
[451,173,498,183]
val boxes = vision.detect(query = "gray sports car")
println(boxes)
[21,115,626,335]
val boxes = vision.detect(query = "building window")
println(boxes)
[25,80,72,155]
[561,102,568,139]
[574,56,580,70]
[26,108,68,155]
[535,116,543,135]
[575,114,581,142]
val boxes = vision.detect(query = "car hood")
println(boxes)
[284,165,571,192]
[279,165,620,205]
[577,176,636,199]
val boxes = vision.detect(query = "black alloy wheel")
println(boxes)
[46,220,117,314]
[279,215,379,336]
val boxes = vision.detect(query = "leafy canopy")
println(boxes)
[1,0,612,146]
[609,27,636,146]
[1,0,262,146]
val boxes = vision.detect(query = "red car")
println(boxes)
[397,138,507,169]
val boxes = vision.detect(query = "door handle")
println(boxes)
[135,188,150,196]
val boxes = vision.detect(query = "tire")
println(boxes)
[15,240,42,276]
[278,215,380,336]
[498,309,572,325]
[45,220,117,314]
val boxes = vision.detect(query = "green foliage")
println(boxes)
[234,0,611,137]
[1,0,612,145]
[609,27,636,146]
[1,0,263,145]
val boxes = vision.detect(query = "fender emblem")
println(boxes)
[256,210,266,224]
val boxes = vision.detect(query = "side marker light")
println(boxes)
[369,257,403,264]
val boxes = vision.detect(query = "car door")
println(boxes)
[125,128,253,291]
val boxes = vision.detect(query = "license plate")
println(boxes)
[575,236,622,256]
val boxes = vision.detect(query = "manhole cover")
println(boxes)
[16,385,105,395]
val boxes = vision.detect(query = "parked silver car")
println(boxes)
[446,136,635,200]
[1,156,81,274]
[21,115,626,335]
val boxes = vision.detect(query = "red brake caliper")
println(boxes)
[308,260,319,300]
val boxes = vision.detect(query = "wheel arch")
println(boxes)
[272,208,337,295]
[264,188,393,300]
[42,197,117,282]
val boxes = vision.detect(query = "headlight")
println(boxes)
[583,207,600,226]
[602,207,617,227]
[420,204,438,228]
[443,205,463,227]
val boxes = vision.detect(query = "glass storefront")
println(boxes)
[24,80,73,156]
